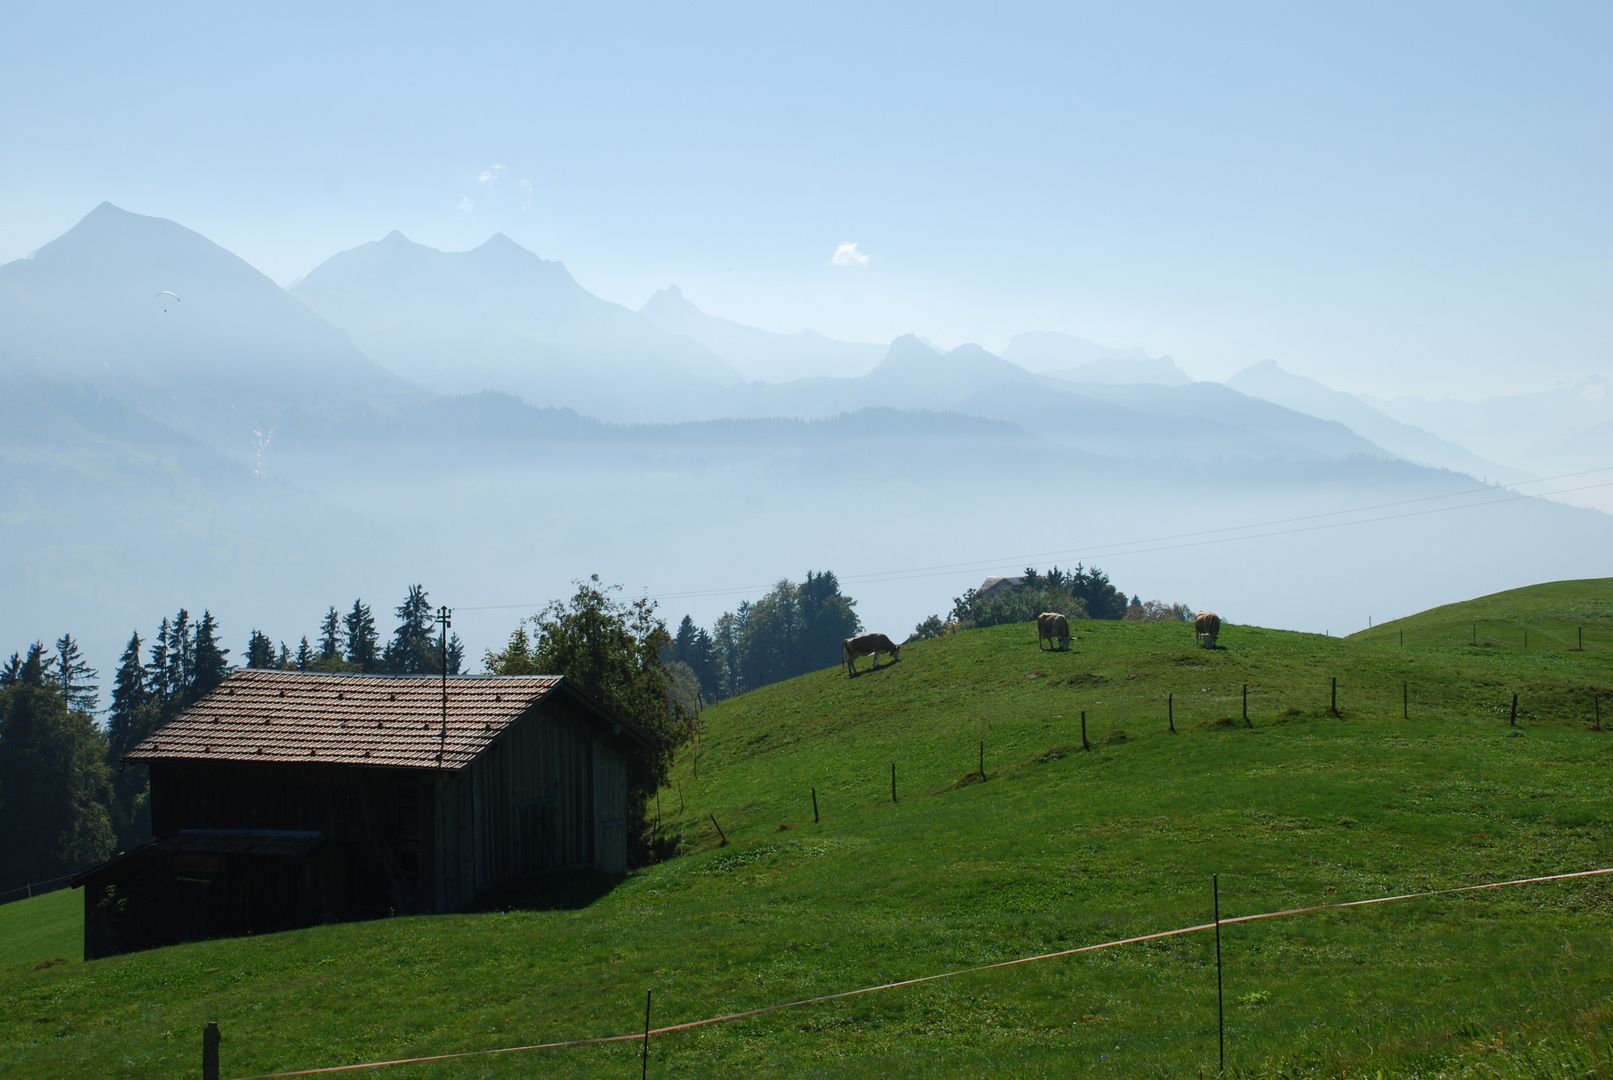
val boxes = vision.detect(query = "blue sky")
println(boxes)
[2,1,1607,394]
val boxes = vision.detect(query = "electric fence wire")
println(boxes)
[228,866,1613,1079]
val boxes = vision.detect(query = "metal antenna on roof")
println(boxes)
[437,607,452,766]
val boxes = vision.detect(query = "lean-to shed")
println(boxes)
[72,670,652,959]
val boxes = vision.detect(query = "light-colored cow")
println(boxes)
[843,633,901,675]
[1195,611,1222,649]
[1037,612,1071,651]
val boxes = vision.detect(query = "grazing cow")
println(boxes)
[843,633,901,675]
[1037,612,1071,651]
[1195,611,1221,649]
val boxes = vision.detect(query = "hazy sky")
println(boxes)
[3,2,1608,395]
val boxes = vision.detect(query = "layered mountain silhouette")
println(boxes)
[1227,360,1524,481]
[5,203,1612,681]
[0,203,419,458]
[729,336,1379,461]
[1002,331,1192,386]
[292,232,741,420]
[638,285,884,382]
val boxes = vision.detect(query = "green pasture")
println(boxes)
[3,579,1612,1079]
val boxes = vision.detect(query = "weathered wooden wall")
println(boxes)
[431,696,630,910]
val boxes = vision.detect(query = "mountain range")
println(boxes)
[3,203,1610,683]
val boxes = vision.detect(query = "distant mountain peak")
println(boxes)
[636,287,887,382]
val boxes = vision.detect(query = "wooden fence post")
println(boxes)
[203,1022,220,1080]
[1510,694,1518,727]
[1242,685,1249,727]
[1330,678,1337,716]
[1081,711,1089,750]
[709,815,728,846]
[811,787,819,823]
[1168,693,1175,734]
[642,990,652,1080]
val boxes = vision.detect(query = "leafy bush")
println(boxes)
[950,565,1128,629]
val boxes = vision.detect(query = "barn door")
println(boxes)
[516,790,557,874]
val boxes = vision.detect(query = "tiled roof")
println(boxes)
[125,670,565,770]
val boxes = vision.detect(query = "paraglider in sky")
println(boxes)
[156,290,181,312]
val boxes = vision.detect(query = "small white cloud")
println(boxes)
[477,164,507,185]
[519,178,532,212]
[459,195,475,213]
[831,241,869,267]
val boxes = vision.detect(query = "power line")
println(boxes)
[453,466,1613,615]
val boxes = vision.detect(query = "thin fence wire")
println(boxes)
[226,865,1613,1080]
[0,874,75,904]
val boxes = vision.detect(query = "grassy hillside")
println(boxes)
[0,889,79,968]
[2,580,1611,1079]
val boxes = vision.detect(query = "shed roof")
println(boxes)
[124,670,637,771]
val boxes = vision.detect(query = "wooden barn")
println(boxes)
[71,670,652,959]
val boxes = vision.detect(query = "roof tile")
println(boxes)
[126,670,564,771]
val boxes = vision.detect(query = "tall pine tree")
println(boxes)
[318,607,343,661]
[106,632,161,848]
[165,610,193,703]
[191,611,231,700]
[344,600,380,672]
[382,584,435,674]
[146,617,173,705]
[107,633,146,750]
[53,634,99,713]
[295,636,314,671]
[245,629,276,669]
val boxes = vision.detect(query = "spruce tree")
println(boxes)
[446,633,465,675]
[53,634,100,714]
[276,642,292,669]
[383,584,435,674]
[318,607,342,661]
[107,633,146,753]
[0,653,20,688]
[190,611,231,700]
[106,633,157,847]
[245,629,276,669]
[166,610,193,701]
[295,636,314,671]
[344,600,380,672]
[146,617,173,705]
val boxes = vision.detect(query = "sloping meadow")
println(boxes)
[3,582,1612,1078]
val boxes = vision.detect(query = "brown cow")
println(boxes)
[1037,612,1071,651]
[843,633,901,675]
[1195,611,1221,649]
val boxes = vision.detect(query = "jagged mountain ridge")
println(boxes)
[638,285,885,382]
[0,203,421,460]
[292,232,742,421]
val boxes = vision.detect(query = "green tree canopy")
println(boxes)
[0,646,115,891]
[484,576,690,863]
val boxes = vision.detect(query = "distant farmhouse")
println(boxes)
[72,671,651,959]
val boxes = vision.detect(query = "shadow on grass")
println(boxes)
[467,869,621,913]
